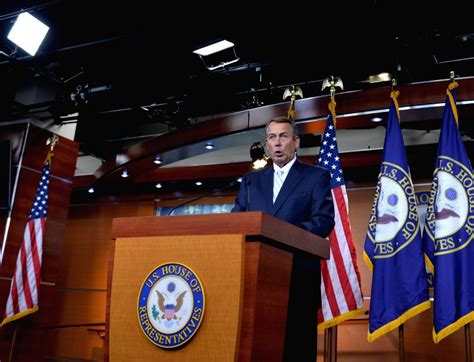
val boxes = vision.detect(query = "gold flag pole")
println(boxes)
[320,75,343,362]
[393,76,405,362]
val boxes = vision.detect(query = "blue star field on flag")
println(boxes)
[28,162,50,220]
[318,116,345,188]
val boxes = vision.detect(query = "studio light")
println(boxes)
[193,39,240,71]
[193,40,234,56]
[250,142,268,170]
[7,12,49,56]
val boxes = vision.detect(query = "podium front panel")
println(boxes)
[109,234,245,362]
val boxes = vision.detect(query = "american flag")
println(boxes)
[2,159,51,326]
[317,105,364,330]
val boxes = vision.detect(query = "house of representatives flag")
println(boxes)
[423,81,474,343]
[364,90,430,341]
[2,153,52,326]
[317,99,364,330]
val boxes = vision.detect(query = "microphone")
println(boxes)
[166,179,240,216]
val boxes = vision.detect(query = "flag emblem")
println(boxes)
[367,163,420,257]
[426,158,471,247]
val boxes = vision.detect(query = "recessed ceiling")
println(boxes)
[1,1,474,172]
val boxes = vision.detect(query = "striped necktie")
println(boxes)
[273,170,284,203]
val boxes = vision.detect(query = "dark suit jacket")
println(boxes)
[232,160,335,238]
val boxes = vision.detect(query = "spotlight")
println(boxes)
[250,142,268,169]
[205,142,215,150]
[88,187,94,194]
[195,181,203,186]
[155,183,162,189]
[121,169,129,178]
[7,12,49,56]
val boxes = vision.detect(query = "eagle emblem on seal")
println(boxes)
[156,282,187,327]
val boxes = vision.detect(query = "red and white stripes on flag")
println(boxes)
[318,184,364,329]
[2,159,51,327]
[317,102,364,330]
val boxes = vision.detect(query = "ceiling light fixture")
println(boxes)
[155,183,162,189]
[153,156,163,165]
[193,39,240,71]
[371,117,384,123]
[7,12,49,56]
[205,142,215,150]
[361,72,392,84]
[121,170,129,178]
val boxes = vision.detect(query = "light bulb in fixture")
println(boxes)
[154,156,163,165]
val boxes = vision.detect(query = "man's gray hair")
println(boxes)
[265,116,298,137]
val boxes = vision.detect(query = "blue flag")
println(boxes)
[364,91,430,342]
[423,82,474,343]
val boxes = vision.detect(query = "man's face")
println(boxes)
[265,121,300,168]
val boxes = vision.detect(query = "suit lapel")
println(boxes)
[271,161,304,215]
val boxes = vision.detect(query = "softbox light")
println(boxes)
[7,12,49,56]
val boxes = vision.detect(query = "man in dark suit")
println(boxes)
[232,116,335,361]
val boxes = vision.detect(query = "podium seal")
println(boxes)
[137,262,205,348]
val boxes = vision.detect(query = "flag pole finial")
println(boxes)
[322,76,344,100]
[449,71,456,83]
[46,135,59,152]
[392,78,397,90]
[322,76,343,127]
[283,85,303,121]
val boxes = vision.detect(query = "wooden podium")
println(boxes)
[107,211,329,362]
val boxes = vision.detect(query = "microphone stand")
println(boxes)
[166,179,239,216]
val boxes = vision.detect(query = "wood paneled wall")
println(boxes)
[0,124,78,362]
[46,202,154,360]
